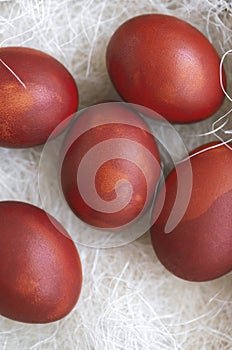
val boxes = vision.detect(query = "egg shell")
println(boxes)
[106,14,226,123]
[151,142,232,281]
[0,47,78,148]
[61,102,161,229]
[0,201,82,323]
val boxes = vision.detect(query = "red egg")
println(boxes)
[151,142,232,281]
[0,47,78,147]
[61,102,161,229]
[106,14,226,123]
[0,201,82,323]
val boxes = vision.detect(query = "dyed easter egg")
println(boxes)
[61,102,161,229]
[0,201,82,323]
[151,142,232,281]
[106,14,225,123]
[0,47,78,147]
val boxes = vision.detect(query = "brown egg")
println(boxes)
[0,47,78,148]
[0,201,82,323]
[151,142,232,281]
[61,102,161,229]
[106,14,226,123]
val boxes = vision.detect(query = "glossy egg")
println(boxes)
[0,47,78,147]
[61,102,161,229]
[106,14,226,123]
[151,142,232,281]
[0,201,82,323]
